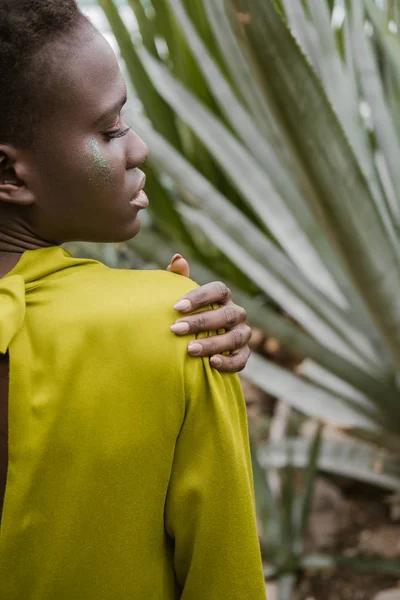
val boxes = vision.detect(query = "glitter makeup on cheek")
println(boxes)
[86,139,115,187]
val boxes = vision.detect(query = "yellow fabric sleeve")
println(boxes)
[165,354,266,599]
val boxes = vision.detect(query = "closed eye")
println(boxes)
[105,126,131,140]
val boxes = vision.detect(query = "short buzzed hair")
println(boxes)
[0,0,91,147]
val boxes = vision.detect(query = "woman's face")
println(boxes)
[23,23,149,244]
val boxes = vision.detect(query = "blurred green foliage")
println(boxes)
[92,0,400,593]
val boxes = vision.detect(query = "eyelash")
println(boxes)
[105,126,131,140]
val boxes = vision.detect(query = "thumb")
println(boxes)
[167,254,190,278]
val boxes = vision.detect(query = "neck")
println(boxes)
[0,211,54,252]
[0,215,54,277]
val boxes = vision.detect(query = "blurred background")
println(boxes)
[75,1,400,598]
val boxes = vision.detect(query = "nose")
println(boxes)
[126,130,149,170]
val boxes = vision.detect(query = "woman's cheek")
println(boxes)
[85,138,117,190]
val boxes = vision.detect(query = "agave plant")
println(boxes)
[95,0,400,460]
[93,0,400,591]
[252,419,400,598]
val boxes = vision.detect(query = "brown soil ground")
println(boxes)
[295,479,400,599]
[296,571,399,600]
[247,331,400,600]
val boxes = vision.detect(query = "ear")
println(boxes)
[0,145,36,206]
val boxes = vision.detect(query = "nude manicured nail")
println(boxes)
[188,342,202,355]
[171,254,183,264]
[170,322,190,334]
[173,299,191,312]
[210,357,222,368]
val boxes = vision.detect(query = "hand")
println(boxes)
[167,254,251,373]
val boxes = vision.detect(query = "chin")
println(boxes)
[108,215,143,243]
[71,215,143,244]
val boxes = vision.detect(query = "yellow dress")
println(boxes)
[0,246,266,599]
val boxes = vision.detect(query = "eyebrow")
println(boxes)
[94,93,128,126]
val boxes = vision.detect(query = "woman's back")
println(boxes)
[0,247,265,599]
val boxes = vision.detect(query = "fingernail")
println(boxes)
[210,357,222,368]
[170,322,190,334]
[171,254,183,264]
[173,299,192,312]
[188,342,202,355]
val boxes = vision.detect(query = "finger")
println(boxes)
[210,348,251,373]
[167,254,190,278]
[170,304,248,335]
[186,324,251,357]
[173,281,232,312]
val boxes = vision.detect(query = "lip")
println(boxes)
[130,189,149,209]
[130,172,149,209]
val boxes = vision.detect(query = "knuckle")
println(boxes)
[240,307,248,321]
[217,282,231,302]
[232,328,244,349]
[224,306,238,327]
[207,338,218,355]
[244,324,252,342]
[233,352,247,372]
[193,290,208,307]
[193,313,207,331]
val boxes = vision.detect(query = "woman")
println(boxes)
[0,1,266,598]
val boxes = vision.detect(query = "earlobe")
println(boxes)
[0,145,36,206]
[0,183,36,207]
